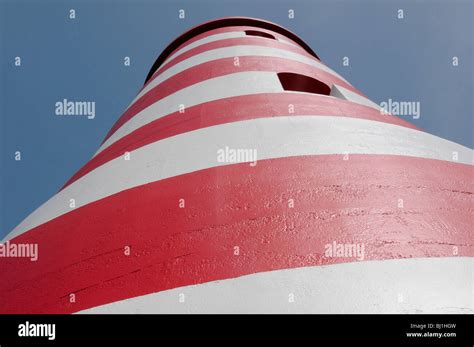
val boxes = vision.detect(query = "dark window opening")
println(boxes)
[245,30,275,40]
[277,72,331,95]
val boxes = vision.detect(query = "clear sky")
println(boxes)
[1,0,472,238]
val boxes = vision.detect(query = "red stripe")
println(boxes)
[150,36,318,85]
[163,25,305,64]
[66,93,418,189]
[103,56,368,144]
[1,155,472,313]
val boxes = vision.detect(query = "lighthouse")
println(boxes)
[0,17,472,314]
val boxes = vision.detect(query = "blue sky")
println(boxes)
[1,0,472,238]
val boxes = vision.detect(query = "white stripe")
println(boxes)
[161,31,307,68]
[98,71,284,154]
[130,45,349,109]
[276,36,301,48]
[331,84,382,111]
[78,257,474,313]
[161,32,246,66]
[5,115,471,241]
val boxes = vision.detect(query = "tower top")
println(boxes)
[144,16,320,83]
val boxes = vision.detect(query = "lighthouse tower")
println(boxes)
[1,17,472,314]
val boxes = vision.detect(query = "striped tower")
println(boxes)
[1,17,472,314]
